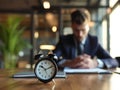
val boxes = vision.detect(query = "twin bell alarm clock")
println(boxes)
[34,53,58,83]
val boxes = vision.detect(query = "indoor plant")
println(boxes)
[0,16,32,69]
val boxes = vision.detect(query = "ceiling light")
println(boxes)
[34,31,39,39]
[52,26,57,32]
[43,1,50,9]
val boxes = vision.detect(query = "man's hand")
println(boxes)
[64,54,98,69]
[77,54,98,68]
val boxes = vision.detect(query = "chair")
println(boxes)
[115,57,120,67]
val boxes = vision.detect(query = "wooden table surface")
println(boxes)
[0,69,120,90]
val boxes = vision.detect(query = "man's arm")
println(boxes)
[96,44,119,68]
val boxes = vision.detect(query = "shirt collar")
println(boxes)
[81,37,86,45]
[74,36,87,46]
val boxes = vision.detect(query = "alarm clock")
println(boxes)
[34,53,58,83]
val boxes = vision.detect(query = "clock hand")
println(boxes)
[40,65,46,70]
[39,65,48,74]
[46,66,54,70]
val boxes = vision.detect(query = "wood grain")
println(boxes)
[0,69,120,90]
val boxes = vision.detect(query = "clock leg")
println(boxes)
[51,79,56,90]
[52,79,56,85]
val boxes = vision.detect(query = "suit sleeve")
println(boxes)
[96,44,119,68]
[53,36,64,57]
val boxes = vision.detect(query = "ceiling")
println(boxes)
[0,0,109,11]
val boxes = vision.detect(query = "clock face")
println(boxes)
[34,58,57,83]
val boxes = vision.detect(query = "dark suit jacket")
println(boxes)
[53,34,118,68]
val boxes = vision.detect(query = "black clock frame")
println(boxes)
[34,56,58,83]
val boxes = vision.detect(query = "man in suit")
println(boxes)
[53,8,118,69]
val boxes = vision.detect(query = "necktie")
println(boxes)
[77,42,82,55]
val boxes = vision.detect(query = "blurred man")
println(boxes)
[53,8,118,69]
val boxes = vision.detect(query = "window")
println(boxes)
[109,5,120,57]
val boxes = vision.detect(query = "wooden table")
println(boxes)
[0,69,120,90]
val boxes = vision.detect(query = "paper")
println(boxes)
[64,68,112,74]
[12,71,66,78]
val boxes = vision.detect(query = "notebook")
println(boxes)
[12,70,66,78]
[64,68,112,74]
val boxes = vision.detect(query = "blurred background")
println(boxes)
[0,0,120,69]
